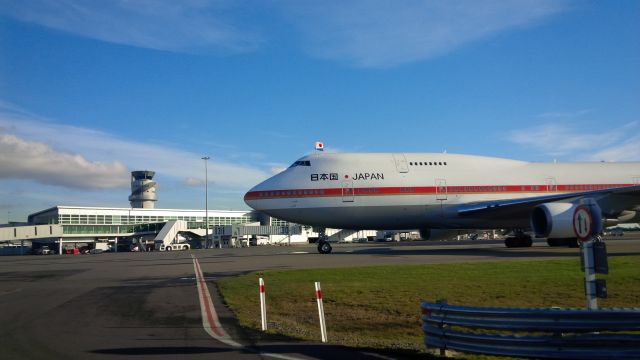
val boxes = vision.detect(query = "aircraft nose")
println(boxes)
[244,181,266,210]
[244,187,258,209]
[244,172,283,211]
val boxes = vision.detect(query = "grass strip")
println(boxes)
[217,255,640,355]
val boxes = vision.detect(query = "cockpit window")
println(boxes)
[289,160,311,168]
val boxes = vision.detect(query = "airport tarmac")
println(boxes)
[1,237,639,360]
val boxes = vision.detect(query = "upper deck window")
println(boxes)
[289,160,311,168]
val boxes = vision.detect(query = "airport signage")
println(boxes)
[573,205,593,241]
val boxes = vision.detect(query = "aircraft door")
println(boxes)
[392,153,409,173]
[342,180,354,202]
[435,179,447,201]
[545,177,557,192]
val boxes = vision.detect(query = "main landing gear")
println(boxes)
[317,229,332,254]
[504,230,533,248]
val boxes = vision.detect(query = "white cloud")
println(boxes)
[0,133,129,189]
[278,0,569,67]
[537,108,594,119]
[508,121,640,161]
[184,177,205,187]
[1,1,569,67]
[0,0,261,53]
[588,135,640,162]
[0,102,271,192]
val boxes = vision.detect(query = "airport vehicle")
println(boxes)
[35,246,52,255]
[244,152,640,253]
[609,229,625,236]
[156,241,190,251]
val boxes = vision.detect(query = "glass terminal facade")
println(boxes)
[28,206,258,236]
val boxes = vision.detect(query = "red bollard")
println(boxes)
[315,281,327,342]
[259,278,267,331]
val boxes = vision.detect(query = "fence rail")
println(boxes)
[421,300,640,359]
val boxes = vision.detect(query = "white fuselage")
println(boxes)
[244,153,640,230]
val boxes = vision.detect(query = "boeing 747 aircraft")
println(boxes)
[244,152,640,253]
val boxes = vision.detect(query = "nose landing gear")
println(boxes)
[316,229,332,254]
[318,240,332,254]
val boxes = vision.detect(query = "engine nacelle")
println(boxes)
[531,202,576,238]
[531,201,603,239]
[616,210,639,223]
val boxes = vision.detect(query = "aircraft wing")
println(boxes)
[457,185,640,218]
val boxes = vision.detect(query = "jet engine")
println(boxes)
[531,201,603,239]
[530,202,576,238]
[604,210,639,226]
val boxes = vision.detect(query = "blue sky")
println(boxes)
[1,0,639,221]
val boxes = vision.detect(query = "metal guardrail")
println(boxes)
[421,300,640,359]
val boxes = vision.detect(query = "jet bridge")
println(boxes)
[213,224,302,247]
[0,225,64,255]
[0,224,63,241]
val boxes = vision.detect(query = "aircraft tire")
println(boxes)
[318,242,332,254]
[505,236,532,248]
[504,237,517,248]
[166,246,172,251]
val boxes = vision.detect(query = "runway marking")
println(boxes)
[361,352,398,360]
[191,254,242,348]
[179,277,216,281]
[192,255,307,360]
[289,251,309,254]
[259,353,308,360]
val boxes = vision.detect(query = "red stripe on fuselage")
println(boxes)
[244,183,633,200]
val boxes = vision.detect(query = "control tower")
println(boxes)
[129,171,157,209]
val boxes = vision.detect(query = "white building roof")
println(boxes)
[28,205,253,221]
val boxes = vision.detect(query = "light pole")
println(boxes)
[202,156,210,248]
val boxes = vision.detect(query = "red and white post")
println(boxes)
[259,278,267,331]
[315,281,328,343]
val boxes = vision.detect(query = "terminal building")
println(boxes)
[1,170,377,255]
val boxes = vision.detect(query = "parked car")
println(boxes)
[35,246,52,255]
